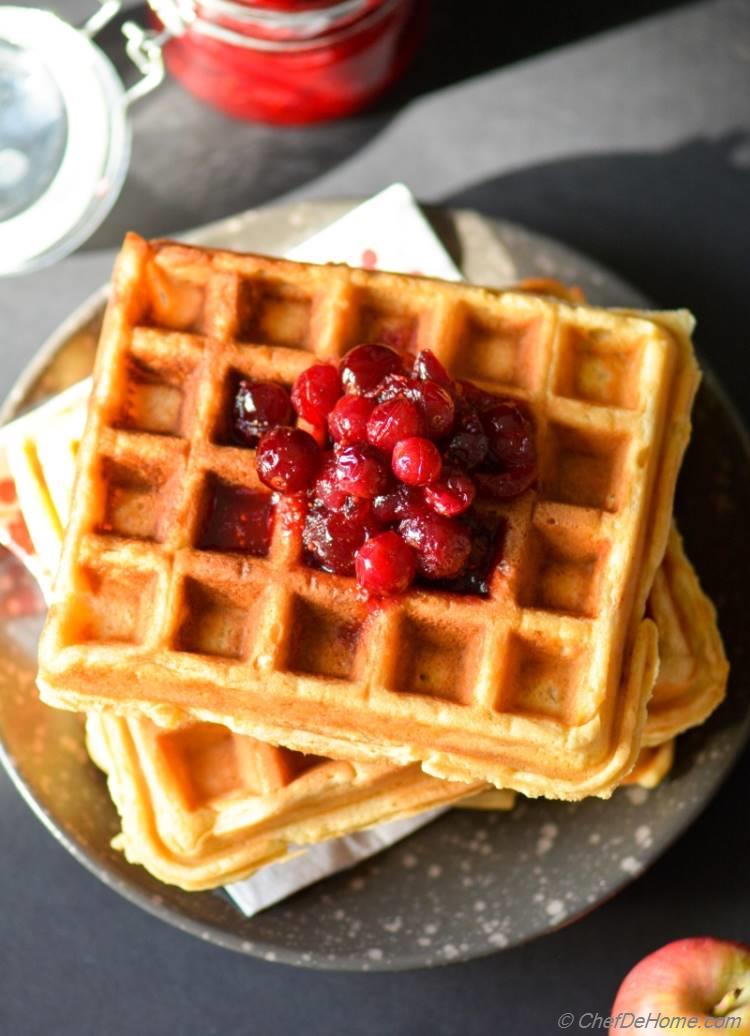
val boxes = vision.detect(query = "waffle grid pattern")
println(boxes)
[10,386,721,757]
[8,381,724,887]
[86,711,479,891]
[5,402,490,892]
[39,235,699,797]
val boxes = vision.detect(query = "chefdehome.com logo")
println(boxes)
[557,1011,742,1030]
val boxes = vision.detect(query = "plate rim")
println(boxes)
[2,200,749,971]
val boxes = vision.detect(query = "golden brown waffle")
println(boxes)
[12,385,725,750]
[643,528,728,745]
[37,235,700,799]
[622,739,675,789]
[465,738,675,809]
[6,383,719,881]
[84,712,479,891]
[2,397,680,827]
[5,398,486,890]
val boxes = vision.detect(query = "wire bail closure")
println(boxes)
[82,0,178,105]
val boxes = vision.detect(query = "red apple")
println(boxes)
[612,938,750,1032]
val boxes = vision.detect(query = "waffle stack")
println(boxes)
[14,232,727,891]
[7,388,492,889]
[37,235,701,795]
[8,377,726,887]
[83,715,481,890]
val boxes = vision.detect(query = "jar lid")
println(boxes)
[0,6,131,275]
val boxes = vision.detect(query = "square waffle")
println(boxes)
[11,388,723,752]
[37,235,700,799]
[84,713,484,891]
[6,382,721,882]
[0,429,660,887]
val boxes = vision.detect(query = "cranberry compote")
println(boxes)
[391,437,442,486]
[334,443,390,498]
[340,343,403,395]
[355,531,417,596]
[475,401,537,500]
[291,363,342,426]
[199,484,274,555]
[303,502,380,575]
[256,427,321,493]
[399,513,471,580]
[424,468,475,517]
[328,395,374,445]
[232,379,292,446]
[251,345,537,597]
[367,397,425,451]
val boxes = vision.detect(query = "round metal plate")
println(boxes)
[0,201,748,970]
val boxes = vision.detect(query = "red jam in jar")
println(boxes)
[155,0,428,124]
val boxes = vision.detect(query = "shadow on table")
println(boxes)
[83,0,682,250]
[443,133,750,411]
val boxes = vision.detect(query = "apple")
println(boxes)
[612,938,750,1032]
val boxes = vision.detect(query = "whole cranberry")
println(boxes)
[303,502,380,576]
[334,443,390,499]
[355,531,417,596]
[232,379,292,446]
[255,426,320,493]
[392,437,442,486]
[328,395,374,445]
[475,465,537,500]
[444,407,489,469]
[477,401,537,499]
[367,397,426,452]
[291,363,341,426]
[445,431,487,470]
[409,379,455,438]
[456,379,498,411]
[424,469,476,516]
[340,343,404,396]
[372,484,427,523]
[311,454,349,510]
[399,513,472,580]
[481,401,535,464]
[375,373,412,404]
[412,349,453,391]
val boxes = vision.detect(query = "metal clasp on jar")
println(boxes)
[82,0,181,104]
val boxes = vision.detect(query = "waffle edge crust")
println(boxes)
[84,713,483,892]
[37,234,701,800]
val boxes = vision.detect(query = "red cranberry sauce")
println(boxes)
[234,344,536,597]
[232,377,293,446]
[199,481,275,556]
[256,426,321,493]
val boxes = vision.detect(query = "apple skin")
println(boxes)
[612,938,750,1032]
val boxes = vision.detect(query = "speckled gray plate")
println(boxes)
[1,201,748,971]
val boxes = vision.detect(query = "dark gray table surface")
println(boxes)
[2,2,750,1033]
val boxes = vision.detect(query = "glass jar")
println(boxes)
[151,0,428,124]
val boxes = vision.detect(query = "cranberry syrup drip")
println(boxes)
[199,484,275,556]
[225,345,537,598]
